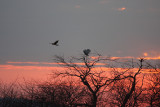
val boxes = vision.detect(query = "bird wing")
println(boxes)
[54,40,59,45]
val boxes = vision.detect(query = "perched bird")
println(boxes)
[83,49,91,56]
[50,40,59,46]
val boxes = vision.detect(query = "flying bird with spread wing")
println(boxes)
[50,40,59,46]
[83,49,91,56]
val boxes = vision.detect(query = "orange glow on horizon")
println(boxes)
[91,55,160,60]
[110,56,134,60]
[7,61,106,66]
[0,64,67,83]
[142,52,160,60]
[144,56,160,60]
[2,54,160,83]
[0,64,65,71]
[0,63,158,84]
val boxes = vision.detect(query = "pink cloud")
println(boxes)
[117,7,126,11]
[6,61,106,66]
[7,61,41,64]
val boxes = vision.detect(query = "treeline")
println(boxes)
[0,54,159,107]
[0,80,90,107]
[0,73,159,107]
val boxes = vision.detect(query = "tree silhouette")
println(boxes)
[0,53,159,106]
[145,73,160,107]
[53,53,139,107]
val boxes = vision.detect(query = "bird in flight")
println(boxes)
[50,40,59,46]
[83,49,91,56]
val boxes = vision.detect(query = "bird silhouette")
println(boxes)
[83,49,91,56]
[50,40,59,46]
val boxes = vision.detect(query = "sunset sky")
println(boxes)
[0,0,160,83]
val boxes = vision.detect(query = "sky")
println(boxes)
[0,0,160,82]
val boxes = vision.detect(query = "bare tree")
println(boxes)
[145,73,160,107]
[53,53,137,107]
[119,59,144,107]
[106,59,145,107]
